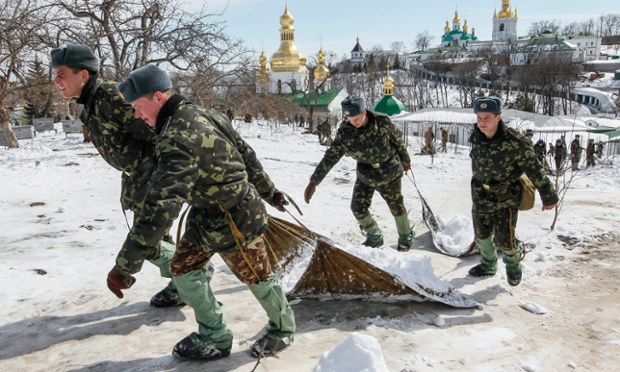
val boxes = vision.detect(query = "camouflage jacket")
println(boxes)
[117,94,276,274]
[76,77,156,211]
[554,144,566,160]
[586,142,596,156]
[570,139,583,157]
[469,121,558,214]
[310,110,410,188]
[534,141,547,160]
[318,120,331,135]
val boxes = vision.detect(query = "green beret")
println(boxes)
[341,96,365,117]
[50,44,99,73]
[473,96,502,114]
[118,64,172,103]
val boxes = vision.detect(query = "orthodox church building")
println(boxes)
[256,5,308,94]
[418,0,519,63]
[415,0,596,66]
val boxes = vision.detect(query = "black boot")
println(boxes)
[362,235,383,248]
[468,264,496,277]
[507,268,522,286]
[396,235,413,252]
[150,288,185,307]
[172,333,231,360]
[251,334,292,358]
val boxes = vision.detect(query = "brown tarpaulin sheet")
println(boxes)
[263,215,479,308]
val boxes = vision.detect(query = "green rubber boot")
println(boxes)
[357,215,383,247]
[248,277,296,341]
[501,242,524,286]
[468,237,498,276]
[151,242,232,349]
[394,213,415,252]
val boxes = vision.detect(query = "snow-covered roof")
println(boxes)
[572,87,618,113]
[391,108,580,129]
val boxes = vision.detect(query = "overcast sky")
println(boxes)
[185,0,615,61]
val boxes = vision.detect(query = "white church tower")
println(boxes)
[492,0,518,42]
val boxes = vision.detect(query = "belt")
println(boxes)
[205,184,250,214]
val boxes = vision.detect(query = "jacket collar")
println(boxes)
[155,93,186,134]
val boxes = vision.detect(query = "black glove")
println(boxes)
[269,190,289,212]
[304,181,316,204]
[107,267,136,299]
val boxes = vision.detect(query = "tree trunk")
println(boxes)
[0,107,20,149]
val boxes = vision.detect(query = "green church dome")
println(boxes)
[374,95,407,116]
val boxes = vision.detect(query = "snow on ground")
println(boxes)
[1,121,619,371]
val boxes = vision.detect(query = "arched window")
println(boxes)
[499,23,505,32]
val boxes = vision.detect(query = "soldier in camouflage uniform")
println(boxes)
[596,140,604,159]
[586,138,596,167]
[554,138,567,174]
[469,97,558,286]
[317,118,332,146]
[534,139,551,173]
[117,64,295,361]
[303,96,415,251]
[570,134,583,171]
[50,44,213,308]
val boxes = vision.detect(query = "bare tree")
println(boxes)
[599,13,620,37]
[0,0,54,148]
[414,31,433,52]
[390,41,406,53]
[528,20,562,37]
[49,0,248,81]
[452,59,484,108]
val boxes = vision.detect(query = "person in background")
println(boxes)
[586,138,596,167]
[554,138,567,174]
[117,64,295,360]
[570,134,583,171]
[547,142,555,158]
[49,43,213,308]
[468,97,558,286]
[303,96,415,252]
[440,127,449,153]
[524,129,534,145]
[596,140,604,159]
[534,139,551,174]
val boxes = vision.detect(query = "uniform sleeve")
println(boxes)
[309,129,346,185]
[212,112,276,199]
[116,133,195,274]
[234,132,275,199]
[108,85,157,143]
[517,142,559,206]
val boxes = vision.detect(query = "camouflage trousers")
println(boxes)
[554,158,564,173]
[472,206,523,269]
[170,235,273,285]
[351,176,406,220]
[170,234,296,341]
[571,156,581,171]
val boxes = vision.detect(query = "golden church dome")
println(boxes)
[270,5,307,73]
[314,47,330,82]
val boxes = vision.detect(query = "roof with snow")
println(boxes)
[391,108,583,129]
